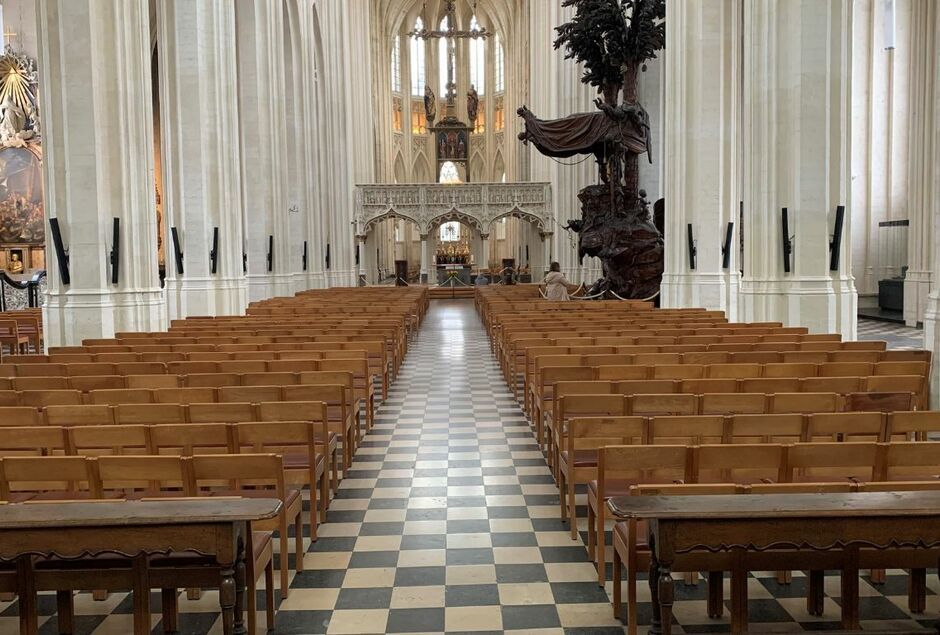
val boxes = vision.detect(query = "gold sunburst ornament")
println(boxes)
[0,46,38,147]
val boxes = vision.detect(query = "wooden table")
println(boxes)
[0,498,281,635]
[607,491,940,635]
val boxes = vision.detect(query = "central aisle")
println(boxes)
[285,300,622,634]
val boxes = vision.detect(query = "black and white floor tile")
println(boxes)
[857,318,924,350]
[1,305,937,633]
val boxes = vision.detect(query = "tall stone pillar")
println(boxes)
[541,232,553,274]
[158,0,247,319]
[739,0,857,336]
[915,3,940,405]
[661,0,740,318]
[37,0,166,346]
[420,235,429,283]
[235,0,292,301]
[480,234,490,272]
[356,235,367,284]
[905,0,938,327]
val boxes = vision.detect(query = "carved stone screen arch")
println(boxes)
[354,182,553,283]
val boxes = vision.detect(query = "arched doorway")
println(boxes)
[487,210,549,281]
[364,214,422,284]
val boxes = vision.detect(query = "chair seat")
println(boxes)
[282,451,326,472]
[560,449,598,468]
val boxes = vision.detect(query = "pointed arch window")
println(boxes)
[440,221,461,242]
[469,16,485,95]
[410,18,426,97]
[438,16,451,99]
[391,35,402,93]
[494,33,504,93]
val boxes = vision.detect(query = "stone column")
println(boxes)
[542,232,553,275]
[480,234,490,271]
[158,0,247,319]
[235,0,292,301]
[660,0,740,318]
[738,0,857,336]
[905,0,937,327]
[916,2,940,405]
[356,235,367,285]
[419,234,429,283]
[38,0,166,346]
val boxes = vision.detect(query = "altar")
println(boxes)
[437,263,471,285]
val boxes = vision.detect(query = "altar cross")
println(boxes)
[408,0,490,104]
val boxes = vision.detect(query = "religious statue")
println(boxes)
[8,252,23,274]
[424,85,437,126]
[517,0,665,300]
[0,94,26,144]
[467,85,479,125]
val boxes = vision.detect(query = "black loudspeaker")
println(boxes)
[686,223,696,270]
[355,243,360,266]
[721,221,734,270]
[325,243,331,270]
[209,227,219,275]
[109,218,120,284]
[829,205,845,272]
[266,235,273,272]
[242,251,247,274]
[303,240,308,271]
[171,226,184,275]
[782,208,793,273]
[48,218,70,285]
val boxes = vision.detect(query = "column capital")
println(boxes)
[419,233,430,241]
[480,233,490,240]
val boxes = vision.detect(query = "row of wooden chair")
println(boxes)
[609,479,940,634]
[558,410,940,541]
[1,453,307,633]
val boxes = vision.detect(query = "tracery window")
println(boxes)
[440,221,460,242]
[391,35,401,93]
[438,16,451,99]
[494,34,504,93]
[439,160,461,184]
[410,18,426,97]
[469,16,485,95]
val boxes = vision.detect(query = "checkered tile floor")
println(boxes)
[857,318,924,350]
[2,304,938,633]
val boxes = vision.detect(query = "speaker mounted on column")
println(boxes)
[266,235,273,272]
[686,224,697,271]
[48,218,70,285]
[209,227,219,275]
[170,227,184,276]
[829,205,845,272]
[782,208,793,273]
[721,222,734,270]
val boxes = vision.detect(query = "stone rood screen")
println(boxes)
[353,182,553,238]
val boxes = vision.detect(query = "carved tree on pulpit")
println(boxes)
[518,0,665,299]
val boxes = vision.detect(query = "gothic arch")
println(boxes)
[493,151,505,182]
[413,152,432,183]
[427,209,484,233]
[393,152,406,184]
[487,206,545,233]
[362,208,423,236]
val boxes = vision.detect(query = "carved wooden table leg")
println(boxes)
[909,567,926,614]
[16,557,37,635]
[840,546,860,631]
[657,561,675,635]
[56,590,74,634]
[161,588,179,633]
[807,570,825,616]
[707,571,723,618]
[131,555,150,635]
[648,558,662,635]
[730,551,748,635]
[233,531,248,635]
[219,562,236,635]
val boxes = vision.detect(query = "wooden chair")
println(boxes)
[0,455,98,502]
[44,404,115,427]
[283,384,357,463]
[844,391,915,413]
[188,401,256,423]
[785,442,881,483]
[647,415,725,446]
[551,393,627,478]
[12,376,69,391]
[0,319,29,354]
[693,443,787,484]
[770,392,840,414]
[153,387,218,404]
[611,483,738,634]
[728,413,804,444]
[190,453,291,614]
[20,390,84,408]
[886,410,940,441]
[589,445,692,585]
[232,420,328,536]
[258,400,338,497]
[125,374,180,389]
[67,425,150,457]
[629,393,697,416]
[185,372,242,388]
[878,441,940,481]
[800,376,861,394]
[803,412,885,442]
[219,385,283,403]
[0,426,67,457]
[699,393,766,415]
[0,406,41,427]
[558,416,645,538]
[68,375,126,392]
[88,388,154,406]
[115,403,186,425]
[149,423,233,457]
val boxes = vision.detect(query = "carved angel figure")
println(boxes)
[424,85,437,125]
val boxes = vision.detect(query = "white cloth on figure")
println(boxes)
[543,271,570,301]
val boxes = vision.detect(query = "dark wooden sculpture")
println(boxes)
[518,0,665,299]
